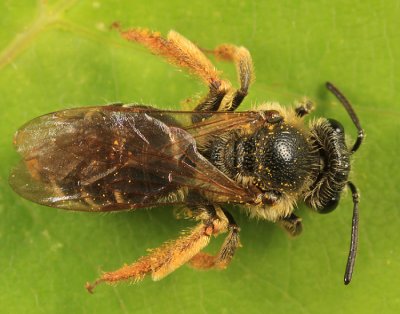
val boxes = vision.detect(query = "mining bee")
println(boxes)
[9,28,364,293]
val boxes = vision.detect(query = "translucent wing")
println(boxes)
[10,105,267,212]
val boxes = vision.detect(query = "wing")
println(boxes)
[10,105,267,212]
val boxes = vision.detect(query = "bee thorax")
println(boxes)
[203,122,319,195]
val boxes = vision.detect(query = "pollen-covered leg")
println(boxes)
[189,209,241,270]
[85,209,238,293]
[119,28,225,86]
[117,28,233,120]
[118,28,252,116]
[85,222,212,293]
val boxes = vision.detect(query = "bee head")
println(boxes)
[305,82,364,285]
[305,118,351,212]
[304,83,364,215]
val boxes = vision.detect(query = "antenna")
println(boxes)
[326,82,363,285]
[344,181,359,285]
[326,82,364,153]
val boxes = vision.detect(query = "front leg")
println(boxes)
[278,213,303,237]
[295,99,314,117]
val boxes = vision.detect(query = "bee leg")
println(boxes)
[117,28,252,117]
[295,99,315,117]
[192,79,232,118]
[193,44,254,116]
[278,213,303,237]
[189,207,241,270]
[85,207,229,293]
[205,44,254,112]
[117,28,233,121]
[119,28,230,89]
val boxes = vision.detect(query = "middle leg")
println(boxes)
[194,44,254,114]
[204,44,254,111]
[189,207,241,270]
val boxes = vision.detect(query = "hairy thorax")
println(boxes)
[201,107,320,221]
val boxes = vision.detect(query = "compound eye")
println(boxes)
[318,194,340,214]
[327,118,345,134]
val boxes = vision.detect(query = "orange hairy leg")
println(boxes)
[118,28,231,115]
[86,207,240,293]
[119,28,226,86]
[117,28,254,114]
[86,223,211,293]
[189,207,241,270]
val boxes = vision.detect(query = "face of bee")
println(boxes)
[305,118,351,213]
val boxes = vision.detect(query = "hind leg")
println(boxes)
[86,204,240,293]
[118,28,253,115]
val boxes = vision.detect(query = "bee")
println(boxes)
[9,28,364,293]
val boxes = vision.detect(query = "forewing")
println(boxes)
[10,106,258,211]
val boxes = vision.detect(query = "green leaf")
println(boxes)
[1,1,399,313]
